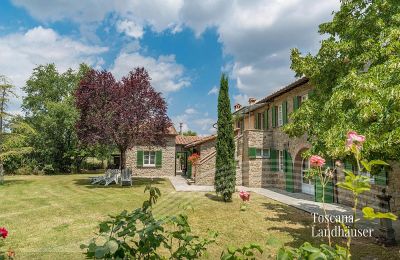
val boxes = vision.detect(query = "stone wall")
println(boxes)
[126,137,176,177]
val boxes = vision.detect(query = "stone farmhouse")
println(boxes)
[122,77,399,213]
[182,77,400,213]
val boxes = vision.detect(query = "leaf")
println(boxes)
[362,207,398,221]
[308,251,327,260]
[105,240,119,254]
[277,248,292,260]
[94,246,108,258]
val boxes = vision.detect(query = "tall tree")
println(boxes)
[75,67,171,169]
[22,63,91,172]
[0,75,16,183]
[214,74,236,201]
[284,0,400,161]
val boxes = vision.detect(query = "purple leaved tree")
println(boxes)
[75,67,171,169]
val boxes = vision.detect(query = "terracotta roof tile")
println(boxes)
[175,135,203,145]
[184,134,217,148]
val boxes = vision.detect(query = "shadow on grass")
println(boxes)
[262,201,322,249]
[2,179,34,185]
[204,193,226,202]
[73,177,166,189]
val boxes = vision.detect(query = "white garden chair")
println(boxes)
[104,169,121,186]
[120,168,132,186]
[90,170,111,184]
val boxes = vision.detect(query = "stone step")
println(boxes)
[187,179,195,185]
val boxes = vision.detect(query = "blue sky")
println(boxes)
[0,0,339,135]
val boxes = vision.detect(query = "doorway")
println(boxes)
[301,158,314,195]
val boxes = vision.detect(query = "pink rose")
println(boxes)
[346,131,366,149]
[239,191,250,202]
[310,155,325,167]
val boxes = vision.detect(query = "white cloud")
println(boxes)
[233,94,249,107]
[0,26,107,86]
[172,106,215,135]
[207,85,218,95]
[11,0,340,99]
[184,108,197,114]
[111,52,190,93]
[116,19,144,39]
[0,27,107,105]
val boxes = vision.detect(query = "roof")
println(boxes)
[256,77,309,104]
[184,134,217,148]
[233,103,265,115]
[175,135,203,145]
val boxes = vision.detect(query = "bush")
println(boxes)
[42,164,55,175]
[81,186,263,259]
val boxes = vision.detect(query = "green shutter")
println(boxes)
[282,100,288,125]
[155,150,162,168]
[271,106,276,128]
[270,149,278,171]
[374,168,387,186]
[315,178,334,203]
[137,150,143,167]
[248,147,256,159]
[264,109,269,129]
[344,160,353,172]
[293,96,299,111]
[284,150,294,192]
[187,162,192,178]
[254,113,259,129]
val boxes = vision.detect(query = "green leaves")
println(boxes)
[220,243,263,260]
[362,207,397,221]
[277,243,349,260]
[360,159,389,172]
[337,170,371,195]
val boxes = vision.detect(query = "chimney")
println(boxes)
[179,122,183,135]
[234,103,242,111]
[248,97,257,105]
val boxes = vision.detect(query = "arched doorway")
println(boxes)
[301,158,314,195]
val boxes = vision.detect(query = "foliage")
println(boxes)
[284,0,400,161]
[183,130,197,136]
[21,63,91,173]
[220,243,263,260]
[81,185,217,259]
[277,242,348,260]
[215,74,236,202]
[277,131,397,259]
[76,68,171,169]
[0,75,17,184]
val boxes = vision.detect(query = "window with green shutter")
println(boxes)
[264,109,269,129]
[271,106,277,128]
[248,147,256,159]
[254,113,261,129]
[270,149,278,171]
[155,150,162,168]
[137,150,143,167]
[374,168,388,186]
[293,96,300,111]
[282,100,288,125]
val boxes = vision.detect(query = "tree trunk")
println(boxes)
[0,161,4,184]
[119,148,127,170]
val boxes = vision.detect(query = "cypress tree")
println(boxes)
[214,74,236,201]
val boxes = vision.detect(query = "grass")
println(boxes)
[1,174,399,259]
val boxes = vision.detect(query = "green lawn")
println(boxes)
[0,174,399,259]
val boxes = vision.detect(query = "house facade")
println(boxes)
[126,126,178,177]
[185,77,400,213]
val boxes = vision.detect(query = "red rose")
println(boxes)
[0,227,8,239]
